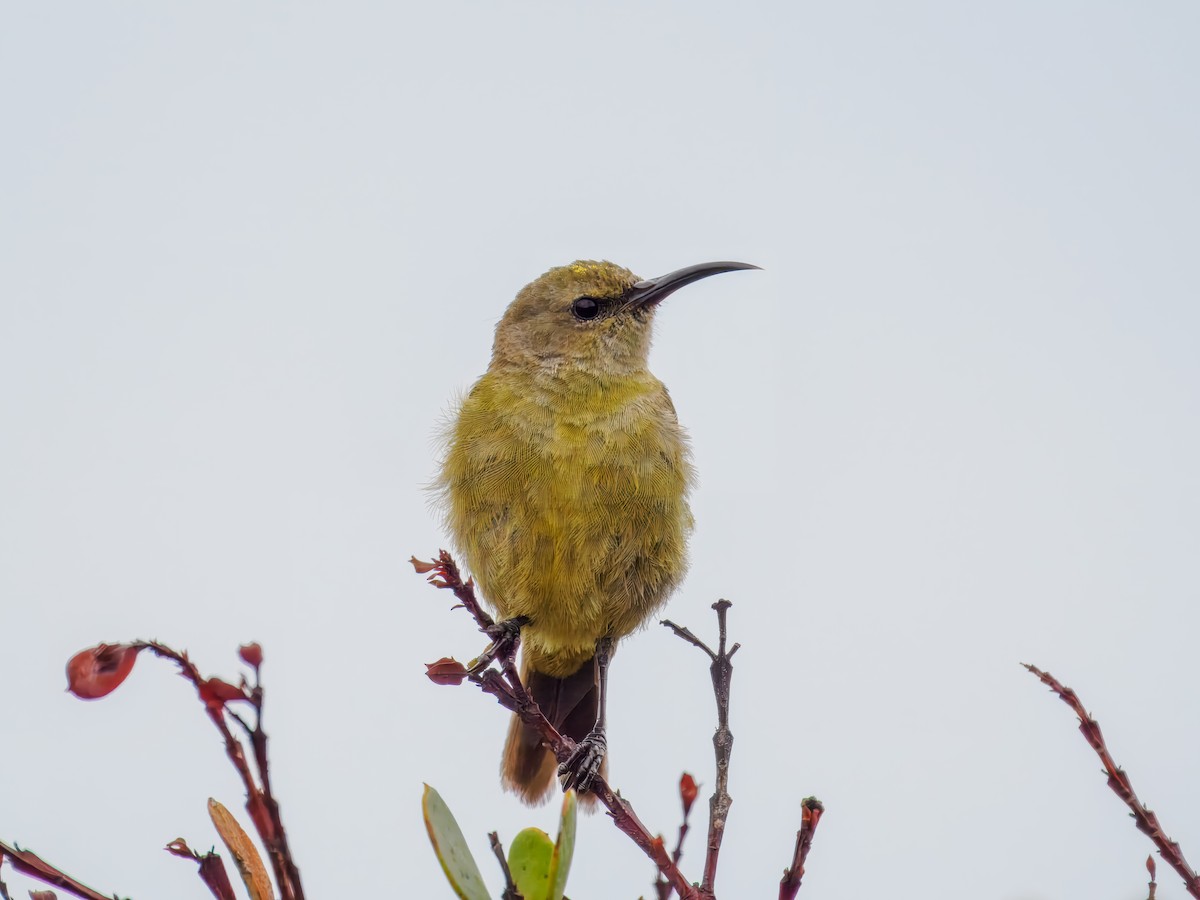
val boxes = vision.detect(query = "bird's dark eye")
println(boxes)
[572,297,601,320]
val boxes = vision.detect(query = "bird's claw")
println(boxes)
[558,730,607,793]
[467,616,528,675]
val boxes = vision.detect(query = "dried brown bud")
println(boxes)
[425,657,469,685]
[66,643,141,700]
[165,838,196,859]
[1147,854,1156,880]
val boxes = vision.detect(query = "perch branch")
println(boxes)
[417,551,698,900]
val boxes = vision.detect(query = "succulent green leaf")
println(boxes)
[422,784,492,900]
[507,826,555,900]
[548,789,578,900]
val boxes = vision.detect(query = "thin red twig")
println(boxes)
[135,641,305,900]
[654,774,698,900]
[244,682,304,900]
[1025,664,1200,899]
[672,798,693,869]
[417,551,698,900]
[0,840,121,900]
[778,797,824,900]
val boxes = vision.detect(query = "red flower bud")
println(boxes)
[679,772,699,816]
[425,657,469,686]
[238,642,263,669]
[66,643,141,699]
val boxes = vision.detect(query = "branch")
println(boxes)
[416,551,698,900]
[662,600,739,900]
[1025,664,1200,898]
[241,672,305,900]
[62,639,304,900]
[0,840,124,900]
[135,641,305,900]
[778,797,824,900]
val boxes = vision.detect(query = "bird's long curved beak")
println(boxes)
[624,261,760,310]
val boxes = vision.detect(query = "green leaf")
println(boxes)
[422,784,492,900]
[507,826,555,900]
[548,789,578,900]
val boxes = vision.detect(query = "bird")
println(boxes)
[437,259,757,804]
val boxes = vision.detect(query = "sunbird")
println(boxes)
[439,259,757,803]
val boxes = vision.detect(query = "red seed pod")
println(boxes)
[66,643,141,700]
[425,657,469,686]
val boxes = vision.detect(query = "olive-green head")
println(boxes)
[490,259,759,374]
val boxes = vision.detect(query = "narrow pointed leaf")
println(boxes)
[548,789,577,900]
[422,785,492,900]
[208,798,274,900]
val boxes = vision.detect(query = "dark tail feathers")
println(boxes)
[501,653,601,805]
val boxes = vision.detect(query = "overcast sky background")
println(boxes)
[3,3,1199,899]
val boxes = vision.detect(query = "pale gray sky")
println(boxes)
[3,3,1199,899]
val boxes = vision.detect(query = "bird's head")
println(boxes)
[490,259,758,374]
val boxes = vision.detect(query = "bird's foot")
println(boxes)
[467,615,529,674]
[558,730,607,793]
